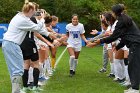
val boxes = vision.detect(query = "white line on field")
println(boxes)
[54,47,67,69]
[38,47,67,86]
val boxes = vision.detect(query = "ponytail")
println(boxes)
[22,2,35,13]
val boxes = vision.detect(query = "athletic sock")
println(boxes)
[51,57,56,69]
[69,56,75,71]
[45,58,51,73]
[22,69,29,87]
[124,58,129,80]
[33,68,40,87]
[114,59,125,79]
[124,58,128,65]
[110,62,115,74]
[124,65,130,81]
[28,67,33,84]
[39,62,44,78]
[114,59,121,79]
[73,59,78,71]
[120,59,125,79]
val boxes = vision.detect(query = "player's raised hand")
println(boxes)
[60,34,67,41]
[53,40,61,47]
[49,43,55,49]
[94,39,101,45]
[90,29,98,35]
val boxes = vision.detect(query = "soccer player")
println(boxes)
[50,16,60,70]
[37,16,54,81]
[51,15,60,33]
[66,14,88,77]
[2,2,54,93]
[20,14,55,92]
[90,12,117,77]
[87,4,140,93]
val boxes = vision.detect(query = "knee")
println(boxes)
[70,55,75,59]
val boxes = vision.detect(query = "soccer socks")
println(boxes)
[114,59,125,79]
[22,69,29,87]
[45,58,52,73]
[39,62,44,78]
[69,56,78,76]
[69,56,75,70]
[28,67,33,84]
[33,68,40,87]
[124,58,129,81]
[110,62,115,75]
[124,58,128,65]
[119,59,125,79]
[73,59,78,71]
[124,65,130,81]
[12,75,22,93]
[51,57,56,69]
[114,59,122,79]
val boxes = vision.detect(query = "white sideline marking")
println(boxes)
[54,47,67,69]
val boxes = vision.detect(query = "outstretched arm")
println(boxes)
[80,34,89,44]
[34,32,54,48]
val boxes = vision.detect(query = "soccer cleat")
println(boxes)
[113,77,118,81]
[107,73,115,78]
[124,88,139,93]
[120,81,127,84]
[38,76,48,82]
[30,86,43,92]
[69,70,73,77]
[48,70,53,76]
[52,69,56,72]
[73,71,75,75]
[20,89,26,93]
[114,78,125,83]
[44,76,50,80]
[21,87,30,91]
[99,68,106,73]
[122,81,131,86]
[38,81,45,86]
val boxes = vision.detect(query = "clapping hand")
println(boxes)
[53,40,61,47]
[86,42,98,48]
[86,39,101,48]
[90,29,98,35]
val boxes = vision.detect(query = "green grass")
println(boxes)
[0,46,126,93]
[0,48,11,93]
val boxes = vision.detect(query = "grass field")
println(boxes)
[0,46,126,93]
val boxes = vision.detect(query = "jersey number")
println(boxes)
[73,34,78,38]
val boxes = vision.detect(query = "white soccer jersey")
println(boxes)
[66,23,85,46]
[111,20,120,45]
[106,25,111,32]
[106,26,112,50]
[111,20,127,50]
[111,20,118,32]
[106,20,118,50]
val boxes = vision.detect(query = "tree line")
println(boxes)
[0,0,140,36]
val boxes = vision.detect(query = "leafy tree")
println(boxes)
[0,0,23,23]
[123,0,140,27]
[0,0,140,36]
[37,0,55,15]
